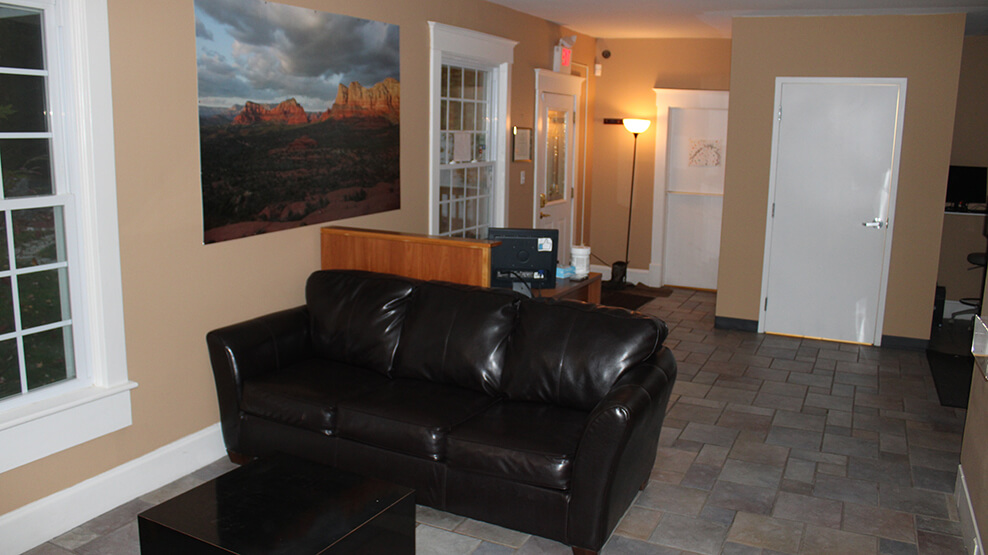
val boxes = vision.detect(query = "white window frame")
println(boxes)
[427,22,516,235]
[0,0,134,474]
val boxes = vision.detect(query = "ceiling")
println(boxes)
[482,0,988,38]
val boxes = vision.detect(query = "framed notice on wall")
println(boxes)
[513,126,532,162]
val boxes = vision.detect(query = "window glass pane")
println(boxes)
[18,267,69,329]
[439,202,450,234]
[0,276,13,334]
[466,198,477,229]
[448,100,461,131]
[13,206,64,268]
[0,7,44,70]
[0,74,48,133]
[464,102,475,132]
[0,213,7,271]
[479,165,491,195]
[452,200,464,231]
[439,169,451,201]
[474,134,487,162]
[24,326,73,391]
[475,71,487,101]
[440,100,447,132]
[449,67,462,98]
[441,65,449,97]
[464,69,476,100]
[465,167,478,197]
[0,338,19,400]
[451,168,465,200]
[1,138,54,197]
[478,197,490,228]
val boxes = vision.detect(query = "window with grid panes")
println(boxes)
[0,3,79,402]
[0,0,131,478]
[437,63,494,238]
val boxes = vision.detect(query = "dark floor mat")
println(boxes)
[925,349,973,408]
[599,291,655,311]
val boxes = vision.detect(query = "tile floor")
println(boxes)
[23,289,969,554]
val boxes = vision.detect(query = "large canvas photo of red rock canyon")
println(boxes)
[194,0,399,243]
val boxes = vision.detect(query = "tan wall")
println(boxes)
[0,0,591,515]
[716,14,966,341]
[958,35,988,547]
[952,36,988,167]
[588,39,731,269]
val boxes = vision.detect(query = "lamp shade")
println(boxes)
[622,118,650,134]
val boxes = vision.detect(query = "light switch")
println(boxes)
[520,171,526,184]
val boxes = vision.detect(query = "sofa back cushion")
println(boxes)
[306,270,416,376]
[501,299,667,411]
[394,281,521,395]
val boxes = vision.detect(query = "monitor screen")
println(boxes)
[488,227,558,290]
[945,165,987,209]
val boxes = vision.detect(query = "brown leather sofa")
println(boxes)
[206,270,677,554]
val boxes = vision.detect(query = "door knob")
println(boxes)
[861,218,885,229]
[539,193,547,208]
[539,211,550,219]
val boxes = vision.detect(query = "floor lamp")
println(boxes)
[609,118,651,288]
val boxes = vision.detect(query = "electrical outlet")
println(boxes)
[520,171,526,184]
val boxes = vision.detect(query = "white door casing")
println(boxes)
[759,77,907,345]
[534,69,583,267]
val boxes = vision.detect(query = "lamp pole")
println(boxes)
[620,118,650,280]
[626,130,640,264]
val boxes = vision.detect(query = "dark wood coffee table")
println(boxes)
[138,456,414,554]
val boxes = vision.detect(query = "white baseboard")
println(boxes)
[957,464,984,555]
[0,423,226,555]
[590,264,655,287]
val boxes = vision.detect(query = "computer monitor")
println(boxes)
[488,227,558,290]
[945,165,987,210]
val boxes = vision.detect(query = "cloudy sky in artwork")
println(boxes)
[194,0,399,112]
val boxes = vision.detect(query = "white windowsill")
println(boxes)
[0,382,138,474]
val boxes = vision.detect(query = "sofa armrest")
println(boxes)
[205,306,311,452]
[567,347,676,551]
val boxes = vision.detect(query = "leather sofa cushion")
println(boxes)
[241,359,390,434]
[394,281,520,395]
[501,299,667,411]
[336,379,500,461]
[447,401,588,491]
[306,270,416,376]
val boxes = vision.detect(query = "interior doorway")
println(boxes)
[534,69,583,267]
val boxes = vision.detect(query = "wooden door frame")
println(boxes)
[757,77,907,345]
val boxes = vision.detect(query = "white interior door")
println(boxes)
[534,70,583,267]
[662,106,727,289]
[651,89,729,288]
[760,78,906,345]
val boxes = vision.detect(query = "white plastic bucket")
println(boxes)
[572,245,590,278]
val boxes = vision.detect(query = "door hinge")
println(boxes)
[777,106,782,122]
[771,203,775,218]
[764,297,769,311]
